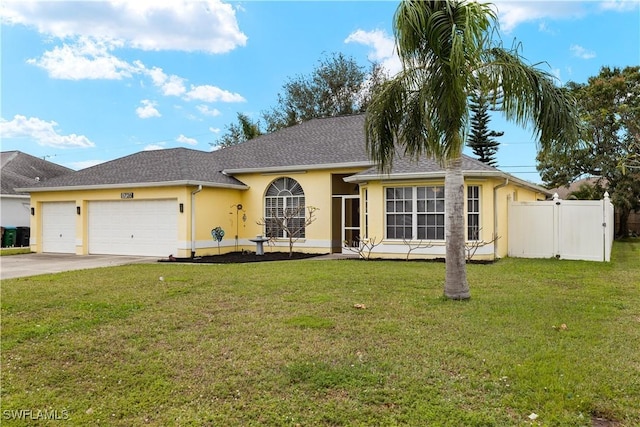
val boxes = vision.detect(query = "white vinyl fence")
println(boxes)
[508,193,614,262]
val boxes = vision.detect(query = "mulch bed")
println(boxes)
[158,251,325,264]
[158,252,497,264]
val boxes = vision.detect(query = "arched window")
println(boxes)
[264,177,306,238]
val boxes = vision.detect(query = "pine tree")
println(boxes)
[467,90,503,166]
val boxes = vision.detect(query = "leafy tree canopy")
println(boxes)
[262,52,387,132]
[211,113,262,149]
[211,52,386,147]
[537,65,640,235]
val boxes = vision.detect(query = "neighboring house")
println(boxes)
[549,177,602,200]
[1,151,73,228]
[17,114,550,260]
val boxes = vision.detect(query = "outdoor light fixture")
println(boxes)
[31,207,35,216]
[179,203,184,213]
[77,206,81,215]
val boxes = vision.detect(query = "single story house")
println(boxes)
[18,114,550,260]
[1,151,73,228]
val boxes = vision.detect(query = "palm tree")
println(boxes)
[365,0,579,299]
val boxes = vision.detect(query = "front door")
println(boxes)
[341,196,360,254]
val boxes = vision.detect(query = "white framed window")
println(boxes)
[385,186,445,240]
[417,186,445,240]
[364,188,369,238]
[386,187,413,239]
[264,177,306,239]
[467,185,481,241]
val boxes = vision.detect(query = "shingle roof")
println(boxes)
[17,148,245,190]
[349,150,499,178]
[1,151,74,195]
[14,114,546,194]
[346,149,550,195]
[217,114,371,171]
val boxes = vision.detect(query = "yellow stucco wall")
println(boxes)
[27,172,547,260]
[188,186,245,257]
[360,177,546,261]
[228,168,363,255]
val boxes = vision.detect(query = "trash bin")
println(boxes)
[2,226,17,248]
[16,226,31,247]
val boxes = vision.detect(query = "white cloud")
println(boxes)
[176,134,198,145]
[143,144,165,151]
[570,44,596,59]
[1,0,247,54]
[0,115,95,148]
[6,3,249,105]
[537,22,556,35]
[184,85,245,103]
[146,66,186,96]
[209,127,221,134]
[491,1,586,33]
[27,37,136,80]
[136,100,161,118]
[345,29,402,76]
[197,105,221,117]
[600,0,640,12]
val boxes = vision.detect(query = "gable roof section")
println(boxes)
[219,114,372,173]
[17,148,246,192]
[344,149,551,195]
[1,151,74,195]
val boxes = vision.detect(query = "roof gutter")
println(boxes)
[493,178,509,259]
[223,161,373,175]
[15,180,249,193]
[191,185,203,258]
[345,170,551,195]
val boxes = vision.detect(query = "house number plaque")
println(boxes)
[121,192,134,199]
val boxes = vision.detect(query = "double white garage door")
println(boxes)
[41,200,178,257]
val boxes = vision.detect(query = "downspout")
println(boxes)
[493,178,509,259]
[191,185,203,258]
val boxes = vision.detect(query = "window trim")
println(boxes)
[384,184,483,242]
[264,177,306,239]
[384,185,446,241]
[466,185,481,241]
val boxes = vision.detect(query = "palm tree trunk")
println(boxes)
[444,156,470,299]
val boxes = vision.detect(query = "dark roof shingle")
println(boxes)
[14,114,543,193]
[1,151,74,195]
[216,114,371,171]
[19,148,245,190]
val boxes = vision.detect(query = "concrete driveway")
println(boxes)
[1,253,158,280]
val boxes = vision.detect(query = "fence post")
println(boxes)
[553,193,561,258]
[603,192,613,262]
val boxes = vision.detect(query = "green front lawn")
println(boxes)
[1,241,639,426]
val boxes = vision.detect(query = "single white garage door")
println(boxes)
[42,202,76,253]
[88,199,178,257]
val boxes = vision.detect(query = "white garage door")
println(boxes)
[88,199,178,257]
[42,202,76,253]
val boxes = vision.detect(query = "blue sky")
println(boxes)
[1,0,639,184]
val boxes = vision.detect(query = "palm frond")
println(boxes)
[479,47,581,151]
